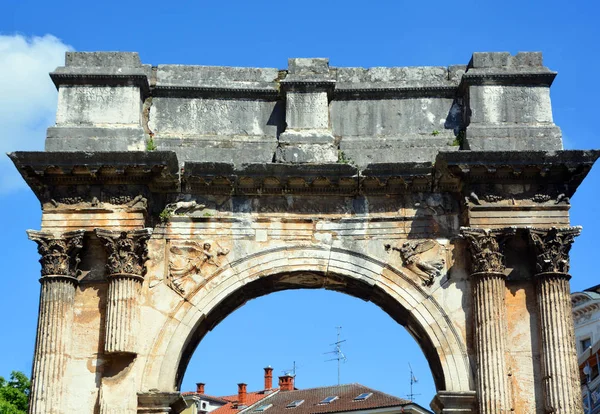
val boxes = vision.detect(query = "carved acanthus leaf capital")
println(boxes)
[460,227,515,274]
[95,228,153,277]
[27,229,85,278]
[527,227,581,274]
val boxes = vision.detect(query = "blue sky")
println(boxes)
[1,0,599,409]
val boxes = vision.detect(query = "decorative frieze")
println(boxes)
[96,228,152,354]
[527,227,583,413]
[384,240,445,286]
[27,229,86,414]
[460,227,513,413]
[168,241,229,295]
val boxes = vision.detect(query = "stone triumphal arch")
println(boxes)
[10,51,599,413]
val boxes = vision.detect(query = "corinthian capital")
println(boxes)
[95,228,152,277]
[27,230,85,278]
[527,227,581,274]
[460,227,515,274]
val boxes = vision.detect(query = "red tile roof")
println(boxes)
[210,390,276,414]
[240,384,413,414]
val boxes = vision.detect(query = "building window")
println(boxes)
[581,337,592,353]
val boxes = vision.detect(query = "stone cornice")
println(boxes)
[435,150,600,199]
[50,68,152,97]
[8,151,180,201]
[9,150,599,200]
[460,70,557,87]
[572,302,600,318]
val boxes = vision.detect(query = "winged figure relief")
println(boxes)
[168,242,230,294]
[385,240,444,286]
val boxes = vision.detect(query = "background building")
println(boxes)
[573,285,600,413]
[182,368,431,414]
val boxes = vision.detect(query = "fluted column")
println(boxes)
[528,227,583,413]
[96,229,152,355]
[27,229,85,414]
[461,227,513,413]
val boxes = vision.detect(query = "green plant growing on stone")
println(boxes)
[450,130,465,147]
[146,136,157,151]
[431,130,440,136]
[337,150,354,165]
[203,212,213,217]
[159,208,173,223]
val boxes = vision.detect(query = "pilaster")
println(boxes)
[276,58,337,163]
[528,227,583,413]
[26,229,85,414]
[96,228,152,355]
[461,227,513,413]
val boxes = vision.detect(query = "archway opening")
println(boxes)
[180,286,437,409]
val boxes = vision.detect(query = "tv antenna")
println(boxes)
[282,361,298,378]
[324,326,347,385]
[406,363,421,402]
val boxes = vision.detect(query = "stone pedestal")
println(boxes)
[529,227,583,413]
[96,228,152,354]
[463,52,563,151]
[47,52,151,152]
[27,230,85,414]
[461,228,513,413]
[276,58,337,163]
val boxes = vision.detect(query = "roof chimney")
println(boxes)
[196,383,205,394]
[278,374,294,391]
[237,383,247,407]
[264,366,273,390]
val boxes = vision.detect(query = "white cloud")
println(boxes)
[0,34,72,192]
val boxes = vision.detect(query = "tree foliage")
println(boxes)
[0,371,30,414]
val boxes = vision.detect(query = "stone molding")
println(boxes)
[27,229,85,279]
[527,226,581,275]
[430,390,477,413]
[137,392,186,414]
[460,227,514,275]
[95,229,153,277]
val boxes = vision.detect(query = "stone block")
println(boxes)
[468,85,553,124]
[45,127,147,152]
[464,125,563,151]
[288,58,329,75]
[155,65,279,90]
[56,86,142,126]
[336,66,451,87]
[274,143,338,163]
[470,52,512,68]
[285,91,329,130]
[331,97,460,137]
[149,97,281,138]
[65,52,142,67]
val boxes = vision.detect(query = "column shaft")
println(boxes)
[473,273,512,413]
[537,273,582,413]
[29,277,76,414]
[105,275,142,354]
[461,227,514,414]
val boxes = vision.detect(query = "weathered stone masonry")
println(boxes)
[9,51,600,413]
